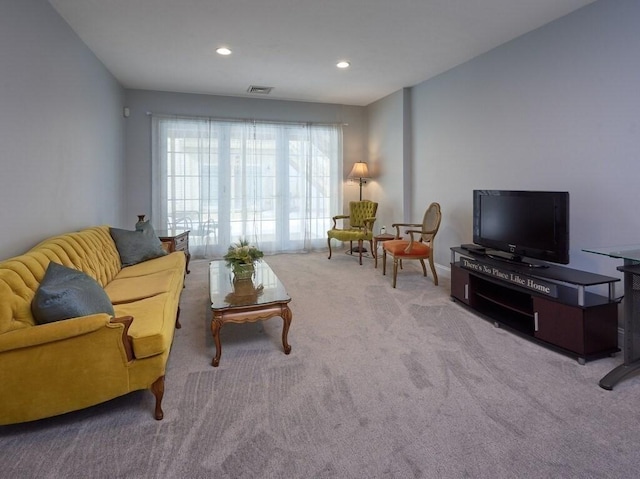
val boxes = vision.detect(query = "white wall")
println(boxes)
[377,0,639,284]
[366,89,406,234]
[123,89,367,222]
[0,0,126,260]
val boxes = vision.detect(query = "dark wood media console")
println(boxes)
[450,247,620,364]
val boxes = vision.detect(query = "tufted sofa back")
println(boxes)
[0,226,121,334]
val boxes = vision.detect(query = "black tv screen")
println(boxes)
[473,190,570,265]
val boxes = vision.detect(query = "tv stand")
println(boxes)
[450,247,620,363]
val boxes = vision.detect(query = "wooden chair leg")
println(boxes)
[327,237,332,259]
[382,249,387,275]
[419,259,427,277]
[358,239,363,265]
[392,258,399,288]
[429,256,439,285]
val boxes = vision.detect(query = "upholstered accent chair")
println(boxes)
[382,202,442,287]
[327,200,378,265]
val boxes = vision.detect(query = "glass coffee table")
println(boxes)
[209,260,292,367]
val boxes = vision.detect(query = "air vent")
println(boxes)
[247,85,273,95]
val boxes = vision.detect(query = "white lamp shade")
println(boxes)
[348,162,370,179]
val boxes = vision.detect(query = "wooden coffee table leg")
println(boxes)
[211,316,223,367]
[281,305,292,354]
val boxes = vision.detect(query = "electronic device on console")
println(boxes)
[472,190,570,268]
[460,243,486,254]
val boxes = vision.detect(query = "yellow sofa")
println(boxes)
[0,225,186,425]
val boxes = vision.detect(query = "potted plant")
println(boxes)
[223,239,264,280]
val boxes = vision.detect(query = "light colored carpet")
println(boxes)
[1,249,640,478]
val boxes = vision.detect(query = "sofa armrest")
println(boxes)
[0,314,127,355]
[110,316,135,361]
[0,314,136,425]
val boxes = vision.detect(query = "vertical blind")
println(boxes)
[151,115,343,258]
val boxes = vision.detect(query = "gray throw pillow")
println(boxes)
[110,223,167,267]
[32,262,115,325]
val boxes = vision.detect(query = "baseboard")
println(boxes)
[437,263,451,281]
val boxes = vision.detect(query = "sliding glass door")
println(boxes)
[152,116,342,258]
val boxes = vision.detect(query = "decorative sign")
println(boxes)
[460,257,558,297]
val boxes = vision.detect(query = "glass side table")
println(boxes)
[583,245,640,390]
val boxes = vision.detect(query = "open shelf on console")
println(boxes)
[472,275,535,335]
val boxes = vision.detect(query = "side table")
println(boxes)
[373,233,396,268]
[583,245,640,390]
[157,230,191,274]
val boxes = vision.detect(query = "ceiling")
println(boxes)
[48,0,596,106]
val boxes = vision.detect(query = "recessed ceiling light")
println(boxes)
[336,61,350,69]
[216,47,232,56]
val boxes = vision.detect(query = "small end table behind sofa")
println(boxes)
[157,229,191,274]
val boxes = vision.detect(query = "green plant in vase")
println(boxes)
[224,239,264,280]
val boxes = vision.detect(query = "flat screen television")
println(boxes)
[473,190,570,266]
